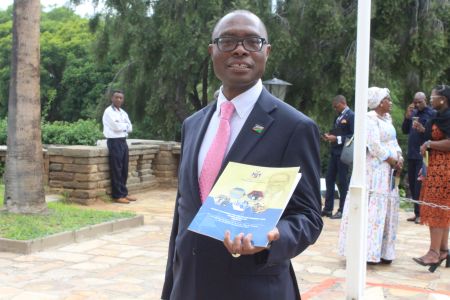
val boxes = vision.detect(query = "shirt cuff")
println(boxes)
[337,136,342,144]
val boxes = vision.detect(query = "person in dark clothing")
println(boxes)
[322,95,354,219]
[162,10,323,300]
[401,92,435,223]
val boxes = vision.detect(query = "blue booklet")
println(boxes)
[188,162,301,247]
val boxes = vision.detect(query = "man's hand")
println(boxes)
[405,103,414,119]
[322,133,337,143]
[223,228,279,256]
[412,121,425,133]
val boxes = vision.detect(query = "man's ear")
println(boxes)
[208,44,213,56]
[264,44,271,62]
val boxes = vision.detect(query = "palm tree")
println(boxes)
[4,0,47,214]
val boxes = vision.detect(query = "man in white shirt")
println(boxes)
[102,90,137,204]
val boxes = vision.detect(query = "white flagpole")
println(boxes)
[346,0,371,299]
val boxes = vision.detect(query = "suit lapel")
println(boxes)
[187,103,217,205]
[224,89,276,167]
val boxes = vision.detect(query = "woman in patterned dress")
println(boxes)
[338,87,404,264]
[413,85,450,272]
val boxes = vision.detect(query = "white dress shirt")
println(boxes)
[197,80,263,177]
[102,105,133,138]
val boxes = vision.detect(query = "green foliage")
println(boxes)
[87,0,449,169]
[0,118,102,145]
[0,117,6,144]
[0,7,116,122]
[0,1,449,175]
[41,119,103,145]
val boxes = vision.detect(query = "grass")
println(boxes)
[0,185,135,240]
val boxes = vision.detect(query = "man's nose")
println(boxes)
[232,41,249,54]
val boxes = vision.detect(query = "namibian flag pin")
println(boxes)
[252,124,264,134]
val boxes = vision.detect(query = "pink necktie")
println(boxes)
[199,101,235,203]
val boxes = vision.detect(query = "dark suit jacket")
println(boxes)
[162,88,323,300]
[330,108,355,155]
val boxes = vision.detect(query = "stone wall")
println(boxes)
[0,141,180,205]
[0,146,49,184]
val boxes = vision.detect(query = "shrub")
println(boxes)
[0,118,7,145]
[41,119,103,145]
[0,118,103,146]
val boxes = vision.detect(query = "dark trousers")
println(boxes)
[324,152,350,213]
[408,159,422,217]
[107,138,129,199]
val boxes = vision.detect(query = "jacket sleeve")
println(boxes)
[267,118,323,263]
[401,117,411,134]
[161,124,185,300]
[344,111,355,140]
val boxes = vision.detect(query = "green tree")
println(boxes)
[40,7,115,121]
[0,6,116,123]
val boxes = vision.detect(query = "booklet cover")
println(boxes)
[188,162,301,247]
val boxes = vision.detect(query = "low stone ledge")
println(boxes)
[0,215,144,254]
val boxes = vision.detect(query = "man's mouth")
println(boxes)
[229,63,250,69]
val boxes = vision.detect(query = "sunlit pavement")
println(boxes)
[0,188,448,299]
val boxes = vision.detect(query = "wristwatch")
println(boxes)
[426,140,431,149]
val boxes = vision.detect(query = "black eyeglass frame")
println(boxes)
[212,37,267,52]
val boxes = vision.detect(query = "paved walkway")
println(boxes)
[0,188,449,300]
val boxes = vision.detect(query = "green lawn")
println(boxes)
[0,185,135,240]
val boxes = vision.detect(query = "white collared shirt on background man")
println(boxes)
[102,105,133,139]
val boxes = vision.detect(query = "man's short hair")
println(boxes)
[111,89,124,98]
[333,95,346,104]
[211,10,268,41]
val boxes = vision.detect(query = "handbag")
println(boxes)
[340,136,354,165]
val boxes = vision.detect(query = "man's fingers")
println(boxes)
[223,231,234,253]
[267,227,280,242]
[242,233,254,250]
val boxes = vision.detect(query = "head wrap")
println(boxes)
[367,87,390,110]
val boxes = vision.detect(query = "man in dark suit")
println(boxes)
[401,92,435,224]
[162,10,323,300]
[322,95,354,219]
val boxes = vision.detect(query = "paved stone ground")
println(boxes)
[0,188,449,300]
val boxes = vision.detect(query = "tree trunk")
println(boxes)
[4,0,47,214]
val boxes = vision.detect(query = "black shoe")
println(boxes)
[321,210,332,217]
[380,258,392,264]
[406,215,416,222]
[414,217,420,224]
[413,249,441,273]
[440,249,450,268]
[330,211,342,219]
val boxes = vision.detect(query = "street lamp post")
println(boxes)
[262,77,292,101]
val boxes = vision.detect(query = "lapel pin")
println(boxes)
[252,124,264,134]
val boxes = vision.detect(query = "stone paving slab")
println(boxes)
[0,188,448,299]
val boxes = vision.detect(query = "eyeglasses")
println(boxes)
[213,37,267,52]
[430,95,442,100]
